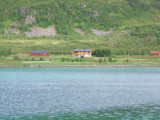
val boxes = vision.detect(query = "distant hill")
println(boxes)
[0,0,160,34]
[0,0,160,54]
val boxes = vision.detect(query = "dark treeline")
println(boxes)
[92,49,111,57]
[92,49,150,57]
[0,48,153,57]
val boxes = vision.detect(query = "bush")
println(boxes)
[13,55,20,60]
[18,24,30,32]
[124,59,129,62]
[65,58,71,62]
[75,58,80,62]
[108,57,112,62]
[61,57,65,62]
[40,58,44,61]
[98,58,103,63]
[36,16,52,28]
[141,49,146,55]
[49,58,52,61]
[71,59,74,62]
[32,57,35,61]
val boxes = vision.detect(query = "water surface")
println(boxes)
[0,67,160,119]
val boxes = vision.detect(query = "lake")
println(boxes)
[0,67,160,120]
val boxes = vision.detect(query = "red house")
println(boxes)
[30,51,49,56]
[150,51,159,56]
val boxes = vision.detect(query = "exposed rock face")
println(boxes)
[117,31,128,36]
[141,37,157,43]
[11,21,20,26]
[5,21,20,34]
[25,25,57,37]
[6,28,20,34]
[82,4,87,8]
[19,7,31,15]
[74,28,85,35]
[92,29,114,35]
[93,10,99,17]
[24,15,36,24]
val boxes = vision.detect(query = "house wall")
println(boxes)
[72,51,92,57]
[41,53,49,56]
[150,51,159,55]
[152,53,159,55]
[30,53,40,56]
[30,53,49,56]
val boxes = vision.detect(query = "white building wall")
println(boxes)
[72,54,92,57]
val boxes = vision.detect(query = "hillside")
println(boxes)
[0,0,160,54]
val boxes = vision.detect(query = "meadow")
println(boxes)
[0,0,160,66]
[0,53,160,67]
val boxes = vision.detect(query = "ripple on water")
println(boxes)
[1,105,160,120]
[0,67,160,119]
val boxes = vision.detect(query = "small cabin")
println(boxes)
[72,49,92,57]
[150,51,159,56]
[30,51,49,56]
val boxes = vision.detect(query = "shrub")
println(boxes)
[98,58,103,63]
[108,57,112,62]
[32,57,35,61]
[71,59,74,62]
[61,57,65,62]
[65,58,71,62]
[40,58,44,61]
[13,55,20,60]
[124,59,129,62]
[75,58,80,62]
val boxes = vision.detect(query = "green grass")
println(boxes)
[0,0,160,34]
[0,0,160,66]
[0,54,160,67]
[0,32,160,55]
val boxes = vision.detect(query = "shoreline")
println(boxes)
[0,65,160,68]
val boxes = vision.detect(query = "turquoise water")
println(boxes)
[0,67,160,120]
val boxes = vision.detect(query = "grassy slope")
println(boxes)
[0,0,160,55]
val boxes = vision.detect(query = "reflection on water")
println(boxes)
[1,106,160,120]
[0,67,160,119]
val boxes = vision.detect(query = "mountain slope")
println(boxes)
[0,0,160,35]
[0,0,160,54]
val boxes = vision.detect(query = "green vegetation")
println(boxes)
[93,49,111,57]
[0,54,160,67]
[13,55,20,60]
[0,0,160,66]
[0,0,160,34]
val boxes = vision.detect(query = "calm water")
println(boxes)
[0,67,160,120]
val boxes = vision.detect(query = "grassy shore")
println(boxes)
[0,55,160,67]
